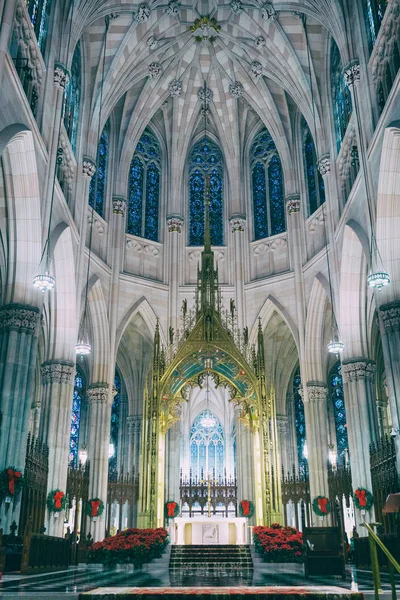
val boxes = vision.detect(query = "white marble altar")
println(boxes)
[171,517,248,545]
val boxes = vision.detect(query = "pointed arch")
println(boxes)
[86,277,110,383]
[249,295,299,351]
[116,296,164,350]
[304,275,330,382]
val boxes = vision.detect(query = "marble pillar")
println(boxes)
[166,215,184,336]
[276,415,289,473]
[229,215,246,330]
[235,409,254,521]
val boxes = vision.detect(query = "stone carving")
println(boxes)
[148,62,162,79]
[87,385,109,404]
[286,194,300,214]
[112,196,127,216]
[198,86,213,103]
[229,81,244,98]
[147,35,158,50]
[191,16,221,43]
[57,132,76,203]
[167,1,180,15]
[250,61,263,79]
[0,304,40,332]
[276,416,288,433]
[308,208,324,233]
[87,212,105,235]
[229,214,246,232]
[126,238,160,256]
[167,215,184,233]
[161,100,169,110]
[255,36,266,48]
[230,0,243,13]
[306,385,327,402]
[136,3,150,22]
[54,63,70,90]
[342,360,375,382]
[343,59,360,87]
[14,0,43,106]
[127,415,142,433]
[82,157,96,179]
[169,79,182,97]
[41,361,74,385]
[253,235,287,255]
[338,123,357,188]
[261,3,277,21]
[317,154,331,176]
[380,302,400,331]
[188,249,202,262]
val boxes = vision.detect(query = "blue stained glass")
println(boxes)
[69,367,85,467]
[109,370,121,473]
[330,41,352,152]
[127,129,160,241]
[302,118,325,216]
[252,162,268,239]
[89,120,110,217]
[189,138,223,246]
[190,411,224,479]
[26,0,51,56]
[268,155,285,235]
[64,41,81,155]
[364,0,387,50]
[293,367,308,476]
[329,363,349,463]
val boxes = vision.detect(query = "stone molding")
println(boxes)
[380,302,400,331]
[148,62,162,79]
[0,304,40,333]
[198,87,213,103]
[255,36,266,48]
[147,35,158,50]
[230,0,242,13]
[305,384,327,403]
[229,81,244,98]
[82,157,96,179]
[169,79,182,97]
[317,154,331,176]
[53,63,70,90]
[167,214,184,233]
[342,360,375,383]
[41,361,74,385]
[343,59,360,87]
[250,61,263,79]
[261,3,277,21]
[276,415,288,433]
[167,1,179,15]
[229,214,246,233]
[136,3,150,22]
[127,415,143,433]
[286,194,300,214]
[112,196,127,216]
[87,384,109,404]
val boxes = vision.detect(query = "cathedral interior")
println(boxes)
[0,0,400,597]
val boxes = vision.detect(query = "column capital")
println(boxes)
[167,214,184,233]
[305,383,327,402]
[317,154,331,176]
[87,384,109,404]
[112,196,127,216]
[229,214,246,232]
[82,157,97,179]
[342,359,375,383]
[0,303,40,333]
[380,302,400,331]
[286,194,300,214]
[343,59,360,88]
[53,62,70,90]
[41,360,74,385]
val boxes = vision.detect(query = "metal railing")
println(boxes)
[361,522,400,600]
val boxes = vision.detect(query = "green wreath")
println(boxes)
[353,488,374,511]
[165,500,179,519]
[312,496,332,517]
[86,498,105,518]
[0,467,24,500]
[239,499,255,518]
[46,489,67,513]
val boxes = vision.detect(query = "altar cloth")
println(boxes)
[171,516,248,545]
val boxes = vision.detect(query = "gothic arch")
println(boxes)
[304,275,330,382]
[86,277,110,383]
[116,296,163,350]
[249,294,299,350]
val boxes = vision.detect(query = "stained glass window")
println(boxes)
[64,41,81,155]
[109,370,121,474]
[190,411,224,479]
[89,120,110,217]
[26,0,51,56]
[330,40,352,153]
[329,363,349,464]
[364,0,387,50]
[251,128,285,240]
[69,366,85,467]
[189,138,223,246]
[293,367,308,476]
[302,118,325,215]
[127,129,160,241]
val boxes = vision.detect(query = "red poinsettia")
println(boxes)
[87,528,169,566]
[253,524,304,563]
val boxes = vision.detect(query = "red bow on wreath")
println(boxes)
[90,499,101,517]
[317,497,329,514]
[167,502,177,517]
[54,491,64,509]
[241,500,251,516]
[7,469,21,495]
[355,488,367,507]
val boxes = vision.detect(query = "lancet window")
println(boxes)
[63,41,81,155]
[190,411,224,479]
[302,118,325,215]
[293,367,307,476]
[189,138,224,246]
[329,363,349,464]
[109,369,121,474]
[27,0,51,56]
[330,40,352,153]
[364,0,387,49]
[251,129,285,241]
[127,129,161,242]
[69,366,85,467]
[89,119,110,217]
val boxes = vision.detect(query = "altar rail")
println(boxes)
[180,469,237,517]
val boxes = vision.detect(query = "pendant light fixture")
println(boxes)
[304,18,344,355]
[75,16,110,357]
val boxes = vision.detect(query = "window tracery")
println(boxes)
[190,410,224,479]
[302,118,325,215]
[364,0,387,49]
[189,138,224,246]
[89,119,110,217]
[63,41,81,154]
[27,0,51,56]
[127,129,161,242]
[329,363,349,464]
[330,40,352,153]
[69,366,85,467]
[250,129,285,241]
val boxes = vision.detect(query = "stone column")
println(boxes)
[76,158,96,309]
[276,416,289,473]
[166,215,184,335]
[342,360,379,515]
[86,384,110,541]
[303,384,331,524]
[166,419,181,505]
[229,215,246,330]
[117,395,128,473]
[40,360,75,536]
[317,157,340,293]
[235,408,254,517]
[0,304,40,531]
[285,394,297,471]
